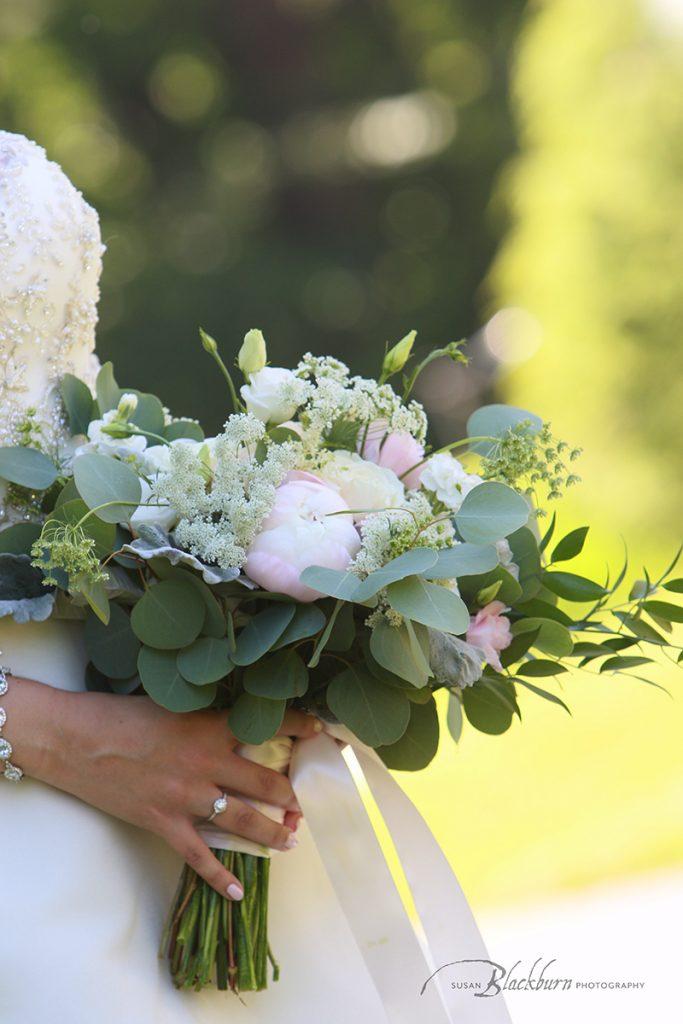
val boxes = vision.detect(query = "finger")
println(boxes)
[278,709,323,739]
[222,752,300,812]
[167,822,244,901]
[284,809,302,832]
[214,795,297,852]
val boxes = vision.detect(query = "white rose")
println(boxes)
[129,478,178,533]
[318,450,405,521]
[240,367,300,425]
[421,453,482,512]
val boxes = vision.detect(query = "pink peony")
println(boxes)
[466,600,513,672]
[359,419,425,490]
[245,474,360,602]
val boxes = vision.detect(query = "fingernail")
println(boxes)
[284,832,298,850]
[312,719,323,733]
[227,883,244,900]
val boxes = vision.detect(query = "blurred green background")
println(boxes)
[1,0,681,908]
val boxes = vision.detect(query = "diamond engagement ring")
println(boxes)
[207,793,229,822]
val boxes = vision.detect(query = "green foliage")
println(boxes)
[386,577,469,634]
[232,604,296,666]
[543,571,606,602]
[354,548,438,601]
[0,522,42,556]
[327,665,411,747]
[462,676,518,735]
[370,619,430,687]
[73,453,142,523]
[177,637,233,685]
[131,580,205,650]
[466,404,542,455]
[85,605,140,679]
[244,651,308,699]
[551,527,589,563]
[60,374,94,435]
[0,447,58,490]
[138,646,217,711]
[455,481,529,544]
[422,543,498,580]
[228,694,286,744]
[378,697,440,771]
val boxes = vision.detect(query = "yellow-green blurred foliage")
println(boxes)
[404,0,683,909]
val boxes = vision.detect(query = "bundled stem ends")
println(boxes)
[161,850,278,993]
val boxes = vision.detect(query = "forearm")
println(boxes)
[1,675,68,783]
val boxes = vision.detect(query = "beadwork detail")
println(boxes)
[0,132,104,523]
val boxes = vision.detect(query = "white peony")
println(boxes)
[318,450,405,521]
[421,453,482,512]
[245,472,361,601]
[240,367,301,425]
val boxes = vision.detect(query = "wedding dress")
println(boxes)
[0,133,509,1024]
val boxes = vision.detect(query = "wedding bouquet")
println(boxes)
[0,328,681,994]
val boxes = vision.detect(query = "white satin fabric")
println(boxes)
[0,619,509,1023]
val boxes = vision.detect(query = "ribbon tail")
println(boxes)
[354,746,513,1023]
[290,732,454,1024]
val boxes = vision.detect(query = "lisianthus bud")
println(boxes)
[238,329,267,376]
[382,330,416,376]
[116,392,138,421]
[199,327,218,355]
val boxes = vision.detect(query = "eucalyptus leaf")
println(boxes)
[370,619,429,687]
[138,646,217,711]
[272,604,326,650]
[243,650,308,699]
[131,580,205,649]
[466,404,543,456]
[73,453,141,523]
[327,664,410,747]
[232,603,296,666]
[60,373,94,435]
[0,522,42,555]
[386,577,470,634]
[228,693,286,744]
[85,604,140,679]
[325,601,356,651]
[298,565,363,602]
[354,548,438,601]
[455,482,529,544]
[164,419,205,442]
[378,697,439,771]
[422,543,498,581]
[95,362,120,413]
[462,677,517,734]
[177,637,233,685]
[0,446,58,490]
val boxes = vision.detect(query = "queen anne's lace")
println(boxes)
[158,414,301,570]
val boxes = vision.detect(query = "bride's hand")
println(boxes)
[5,678,320,901]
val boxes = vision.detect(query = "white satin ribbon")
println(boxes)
[201,730,512,1023]
[290,731,513,1024]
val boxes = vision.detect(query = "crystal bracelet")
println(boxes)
[0,666,23,782]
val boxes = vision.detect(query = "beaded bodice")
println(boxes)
[0,132,103,456]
